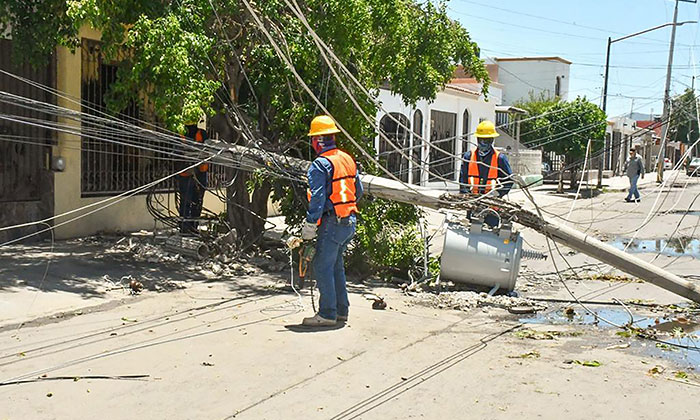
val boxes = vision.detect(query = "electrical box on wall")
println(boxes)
[51,156,66,172]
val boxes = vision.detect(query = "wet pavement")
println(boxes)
[520,306,700,368]
[607,237,700,258]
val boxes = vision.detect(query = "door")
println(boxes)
[0,39,55,243]
[429,110,457,182]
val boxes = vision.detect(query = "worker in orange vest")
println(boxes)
[300,115,364,326]
[177,119,209,235]
[459,120,513,225]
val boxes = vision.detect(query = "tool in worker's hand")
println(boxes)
[286,235,316,291]
[298,240,316,285]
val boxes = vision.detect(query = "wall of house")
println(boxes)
[376,87,496,190]
[496,59,570,105]
[52,28,225,239]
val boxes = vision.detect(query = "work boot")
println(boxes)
[301,314,336,326]
[337,314,348,322]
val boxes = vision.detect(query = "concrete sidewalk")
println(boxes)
[581,170,678,192]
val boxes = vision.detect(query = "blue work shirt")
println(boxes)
[459,149,513,196]
[306,146,364,224]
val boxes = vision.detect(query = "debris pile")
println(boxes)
[107,232,291,279]
[118,239,182,264]
[409,291,546,312]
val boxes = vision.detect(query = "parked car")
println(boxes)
[688,157,700,176]
[663,157,672,170]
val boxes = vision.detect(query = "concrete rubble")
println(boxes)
[107,232,292,281]
[409,290,547,312]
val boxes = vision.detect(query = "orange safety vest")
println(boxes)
[179,129,209,176]
[307,148,358,223]
[467,150,500,194]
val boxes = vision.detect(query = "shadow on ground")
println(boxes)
[0,238,284,299]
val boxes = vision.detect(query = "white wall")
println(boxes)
[375,87,496,190]
[496,59,570,105]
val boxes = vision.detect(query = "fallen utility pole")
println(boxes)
[219,143,700,303]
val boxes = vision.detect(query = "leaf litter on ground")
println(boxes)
[514,329,583,340]
[508,350,541,359]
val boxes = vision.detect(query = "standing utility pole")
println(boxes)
[658,0,681,183]
[598,37,612,189]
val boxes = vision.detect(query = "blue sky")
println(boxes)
[446,0,700,119]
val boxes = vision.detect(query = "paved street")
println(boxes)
[2,173,699,419]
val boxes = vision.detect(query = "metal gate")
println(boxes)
[0,39,55,243]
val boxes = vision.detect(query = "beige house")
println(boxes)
[1,27,226,243]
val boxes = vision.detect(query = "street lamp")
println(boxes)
[599,10,696,188]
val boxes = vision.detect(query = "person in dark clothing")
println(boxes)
[623,148,645,203]
[459,120,513,227]
[176,121,209,234]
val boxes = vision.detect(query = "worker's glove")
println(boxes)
[301,221,318,240]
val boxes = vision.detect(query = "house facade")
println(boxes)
[491,56,571,105]
[1,27,226,243]
[605,117,660,175]
[375,61,544,190]
[375,81,500,189]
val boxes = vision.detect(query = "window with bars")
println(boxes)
[80,39,175,197]
[80,38,228,197]
[378,113,410,182]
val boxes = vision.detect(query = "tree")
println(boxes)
[1,0,488,275]
[669,88,699,158]
[516,94,606,192]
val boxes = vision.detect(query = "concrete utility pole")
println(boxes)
[658,0,681,183]
[216,144,700,303]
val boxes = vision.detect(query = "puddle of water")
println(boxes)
[607,237,700,258]
[669,210,700,216]
[520,307,700,367]
[520,307,655,328]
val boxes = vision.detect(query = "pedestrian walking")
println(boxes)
[623,148,645,203]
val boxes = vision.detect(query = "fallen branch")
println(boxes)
[0,374,150,386]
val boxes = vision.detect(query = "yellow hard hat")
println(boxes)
[308,115,341,137]
[475,120,499,138]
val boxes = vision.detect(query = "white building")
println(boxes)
[375,79,500,189]
[606,117,660,174]
[491,56,571,105]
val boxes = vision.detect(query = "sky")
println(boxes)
[446,0,700,119]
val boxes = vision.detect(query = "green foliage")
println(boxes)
[516,94,607,163]
[3,0,488,276]
[669,88,698,146]
[348,198,423,278]
[0,0,80,66]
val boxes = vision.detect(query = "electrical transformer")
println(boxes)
[440,214,545,292]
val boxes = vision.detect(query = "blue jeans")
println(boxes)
[626,175,640,200]
[177,171,208,233]
[313,213,356,320]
